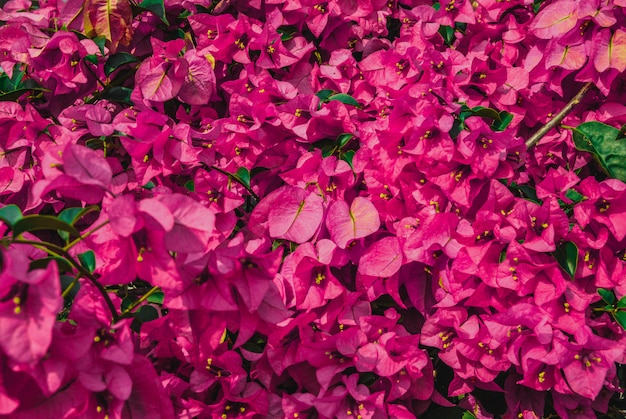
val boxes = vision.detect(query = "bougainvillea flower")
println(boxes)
[0,248,61,365]
[327,197,380,249]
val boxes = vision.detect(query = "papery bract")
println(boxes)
[326,197,380,249]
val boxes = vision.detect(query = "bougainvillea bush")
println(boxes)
[2,0,626,417]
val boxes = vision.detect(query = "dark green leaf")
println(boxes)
[104,52,139,76]
[121,297,135,312]
[572,121,626,182]
[328,93,360,108]
[59,206,99,226]
[617,123,626,140]
[533,0,546,13]
[462,412,477,419]
[613,310,626,330]
[135,305,159,323]
[78,250,96,273]
[565,189,584,203]
[438,25,455,46]
[341,150,355,170]
[617,296,626,309]
[337,133,354,148]
[29,257,74,272]
[277,26,297,41]
[492,111,513,131]
[143,181,156,190]
[58,206,99,241]
[84,54,99,65]
[60,274,80,298]
[552,241,578,279]
[322,147,335,157]
[12,215,80,238]
[0,205,23,228]
[598,288,616,305]
[235,167,251,189]
[184,180,195,192]
[0,87,49,101]
[315,89,335,102]
[272,239,284,251]
[139,0,169,24]
[147,291,164,305]
[102,86,133,105]
[471,106,502,121]
[93,36,107,55]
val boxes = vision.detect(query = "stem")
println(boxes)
[209,165,259,200]
[118,286,161,319]
[526,82,594,149]
[64,220,110,251]
[9,239,120,322]
[61,273,81,299]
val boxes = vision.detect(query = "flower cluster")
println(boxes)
[1,0,626,418]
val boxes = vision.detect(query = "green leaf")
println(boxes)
[0,205,23,228]
[277,26,297,41]
[328,93,360,108]
[93,35,107,55]
[84,54,99,65]
[337,133,354,148]
[135,305,159,323]
[492,111,513,131]
[142,181,156,190]
[533,0,546,13]
[0,87,49,102]
[121,296,135,311]
[104,52,139,76]
[617,123,626,140]
[462,412,477,419]
[617,296,626,309]
[58,206,99,241]
[29,257,74,272]
[234,167,251,189]
[147,291,164,305]
[613,310,626,330]
[184,180,195,192]
[78,250,96,273]
[12,215,80,238]
[598,288,616,305]
[59,206,99,226]
[552,241,578,279]
[572,121,626,182]
[60,274,81,298]
[565,189,584,203]
[102,86,133,105]
[471,106,502,121]
[438,25,455,46]
[138,0,169,24]
[341,150,355,170]
[315,89,335,102]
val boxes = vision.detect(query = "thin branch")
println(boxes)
[64,220,110,251]
[525,82,594,149]
[9,239,120,322]
[209,165,259,200]
[118,286,161,320]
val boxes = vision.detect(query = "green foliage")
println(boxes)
[572,121,626,182]
[12,215,80,238]
[552,241,578,279]
[104,52,139,76]
[0,205,23,228]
